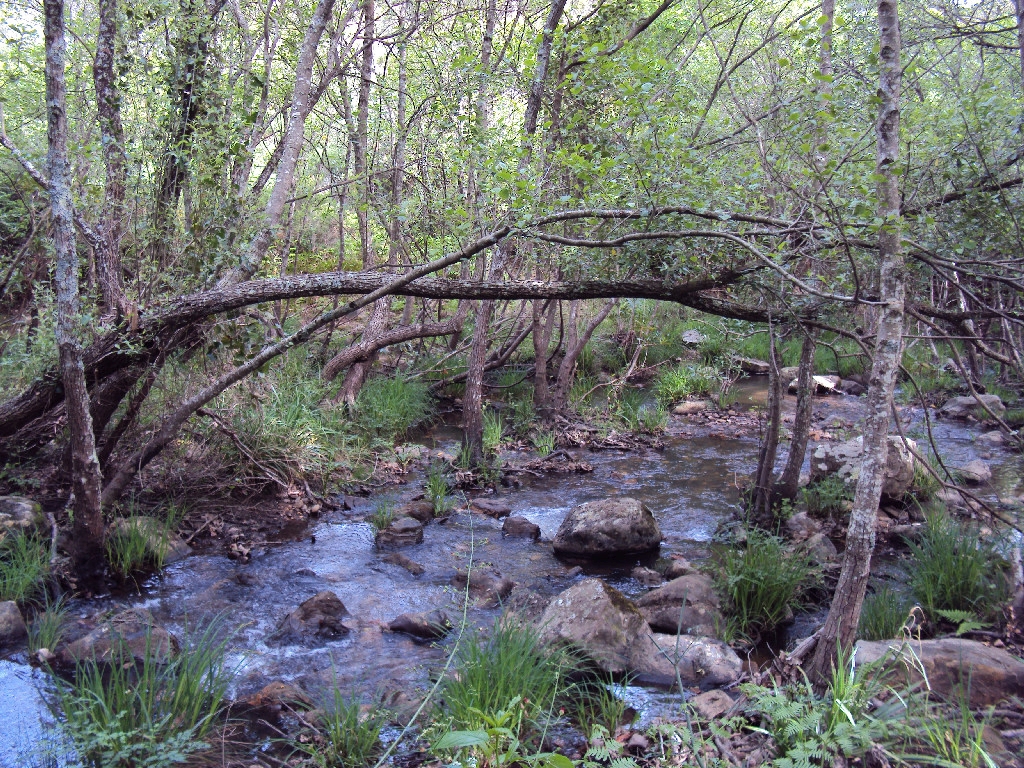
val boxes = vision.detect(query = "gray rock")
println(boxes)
[800,532,838,564]
[106,516,191,565]
[939,395,1006,420]
[375,517,424,549]
[631,566,664,587]
[537,579,647,674]
[662,557,693,579]
[471,499,513,518]
[0,496,45,535]
[840,379,867,396]
[628,631,743,688]
[382,552,425,575]
[789,375,841,395]
[734,357,769,375]
[681,330,705,344]
[0,601,28,649]
[502,516,541,540]
[396,501,435,524]
[689,689,735,720]
[811,435,916,499]
[635,574,722,635]
[856,638,1024,707]
[785,511,823,541]
[977,430,1006,446]
[936,487,968,509]
[672,400,714,416]
[60,608,178,666]
[779,366,801,382]
[958,459,993,485]
[388,610,452,640]
[451,568,514,606]
[236,681,315,726]
[552,498,662,558]
[271,591,350,645]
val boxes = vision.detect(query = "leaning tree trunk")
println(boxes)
[45,0,105,566]
[808,0,905,682]
[93,0,126,316]
[550,299,617,411]
[532,299,557,415]
[776,329,817,500]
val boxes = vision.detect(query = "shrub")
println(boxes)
[354,376,433,440]
[857,586,910,641]
[906,513,1010,623]
[440,619,576,731]
[56,622,235,768]
[297,688,388,768]
[801,475,854,517]
[654,363,720,404]
[714,531,816,641]
[0,531,49,604]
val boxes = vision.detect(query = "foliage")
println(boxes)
[483,409,506,455]
[432,695,573,768]
[104,514,179,578]
[368,500,395,531]
[743,647,903,768]
[577,724,641,768]
[439,619,576,732]
[901,692,998,768]
[654,364,721,404]
[613,389,666,432]
[0,531,49,604]
[55,621,235,768]
[532,431,556,457]
[425,463,454,516]
[714,531,815,641]
[27,594,69,653]
[353,376,433,441]
[857,586,910,641]
[906,513,1009,623]
[572,676,634,735]
[800,475,854,517]
[295,688,389,768]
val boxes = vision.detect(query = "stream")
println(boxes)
[3,379,1022,765]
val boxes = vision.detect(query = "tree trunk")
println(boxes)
[750,321,782,524]
[777,329,816,499]
[225,0,338,284]
[1016,0,1024,86]
[462,0,567,462]
[92,0,126,316]
[45,0,105,566]
[808,0,905,683]
[550,299,617,411]
[532,299,556,415]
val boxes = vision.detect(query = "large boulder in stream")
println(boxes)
[855,638,1024,707]
[810,435,916,499]
[537,578,647,674]
[0,496,45,535]
[375,517,424,549]
[0,601,27,649]
[939,394,1006,420]
[552,498,661,558]
[270,591,350,645]
[628,631,743,689]
[60,608,179,667]
[634,574,723,636]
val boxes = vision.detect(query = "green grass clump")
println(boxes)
[857,586,910,641]
[368,500,396,531]
[354,376,433,441]
[297,688,389,768]
[425,463,454,515]
[801,475,854,517]
[440,620,576,731]
[715,530,816,641]
[906,513,1009,623]
[482,409,505,455]
[572,675,634,735]
[56,622,235,768]
[0,531,50,604]
[105,514,180,578]
[654,363,720,404]
[28,595,69,653]
[532,431,556,457]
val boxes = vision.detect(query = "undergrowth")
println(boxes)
[0,530,49,604]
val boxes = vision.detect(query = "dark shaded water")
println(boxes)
[3,382,1022,765]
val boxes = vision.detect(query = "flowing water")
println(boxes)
[3,381,1022,764]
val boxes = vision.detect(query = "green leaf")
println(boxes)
[433,730,490,750]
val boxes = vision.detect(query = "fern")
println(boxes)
[935,608,986,636]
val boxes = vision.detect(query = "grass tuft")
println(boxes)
[0,531,50,604]
[857,586,910,641]
[654,363,720,404]
[354,376,433,441]
[297,687,389,768]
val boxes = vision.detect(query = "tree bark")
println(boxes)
[777,329,816,499]
[93,0,126,316]
[45,0,105,565]
[750,320,783,524]
[808,0,905,683]
[225,0,339,284]
[532,299,557,414]
[550,299,617,411]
